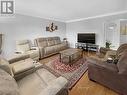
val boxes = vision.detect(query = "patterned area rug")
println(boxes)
[43,57,88,89]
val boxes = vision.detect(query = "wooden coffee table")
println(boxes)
[59,48,83,66]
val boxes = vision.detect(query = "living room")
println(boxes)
[0,0,127,95]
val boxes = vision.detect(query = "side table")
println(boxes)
[33,61,43,69]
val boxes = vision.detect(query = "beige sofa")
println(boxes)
[0,56,68,95]
[16,40,39,61]
[34,37,68,59]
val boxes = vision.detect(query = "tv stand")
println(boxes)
[75,43,99,52]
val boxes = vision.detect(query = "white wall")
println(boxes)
[0,14,66,57]
[66,13,127,48]
[1,13,127,57]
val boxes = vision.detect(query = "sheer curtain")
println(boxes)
[0,34,2,54]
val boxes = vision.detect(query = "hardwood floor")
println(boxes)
[39,51,118,95]
[69,71,118,95]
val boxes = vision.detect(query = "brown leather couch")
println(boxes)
[91,43,127,61]
[34,37,68,59]
[96,47,111,58]
[87,50,127,95]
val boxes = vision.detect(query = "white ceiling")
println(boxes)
[16,0,127,22]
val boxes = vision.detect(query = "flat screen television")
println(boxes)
[77,33,95,44]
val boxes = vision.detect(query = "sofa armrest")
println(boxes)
[61,41,68,45]
[39,76,68,95]
[88,61,118,73]
[104,50,117,60]
[106,50,116,56]
[88,62,118,83]
[38,47,45,58]
[15,51,22,54]
[61,41,69,49]
[8,54,30,64]
[30,46,39,50]
[99,47,112,55]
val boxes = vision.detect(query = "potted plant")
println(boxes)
[106,41,111,48]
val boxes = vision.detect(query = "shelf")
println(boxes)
[75,43,99,52]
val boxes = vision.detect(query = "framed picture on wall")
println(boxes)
[120,25,127,35]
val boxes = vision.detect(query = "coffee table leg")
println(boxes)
[69,55,71,64]
[60,53,61,62]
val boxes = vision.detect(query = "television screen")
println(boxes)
[77,33,95,44]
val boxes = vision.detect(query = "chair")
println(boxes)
[91,43,127,61]
[87,50,127,95]
[16,40,39,61]
[96,47,111,58]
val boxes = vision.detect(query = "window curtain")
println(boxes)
[0,34,2,54]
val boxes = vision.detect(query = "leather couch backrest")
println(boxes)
[35,37,61,47]
[53,37,61,45]
[47,37,55,46]
[116,44,127,59]
[117,50,127,75]
[35,38,48,47]
[16,40,30,53]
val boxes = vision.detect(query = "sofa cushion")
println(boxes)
[39,41,48,47]
[17,72,47,95]
[117,51,127,74]
[0,69,20,95]
[47,40,55,46]
[36,68,57,85]
[26,50,39,59]
[59,43,67,50]
[0,57,13,75]
[36,38,48,47]
[54,40,61,45]
[39,76,68,95]
[17,44,30,53]
[53,37,61,45]
[54,44,61,52]
[44,46,56,55]
[12,58,35,75]
[50,76,68,87]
